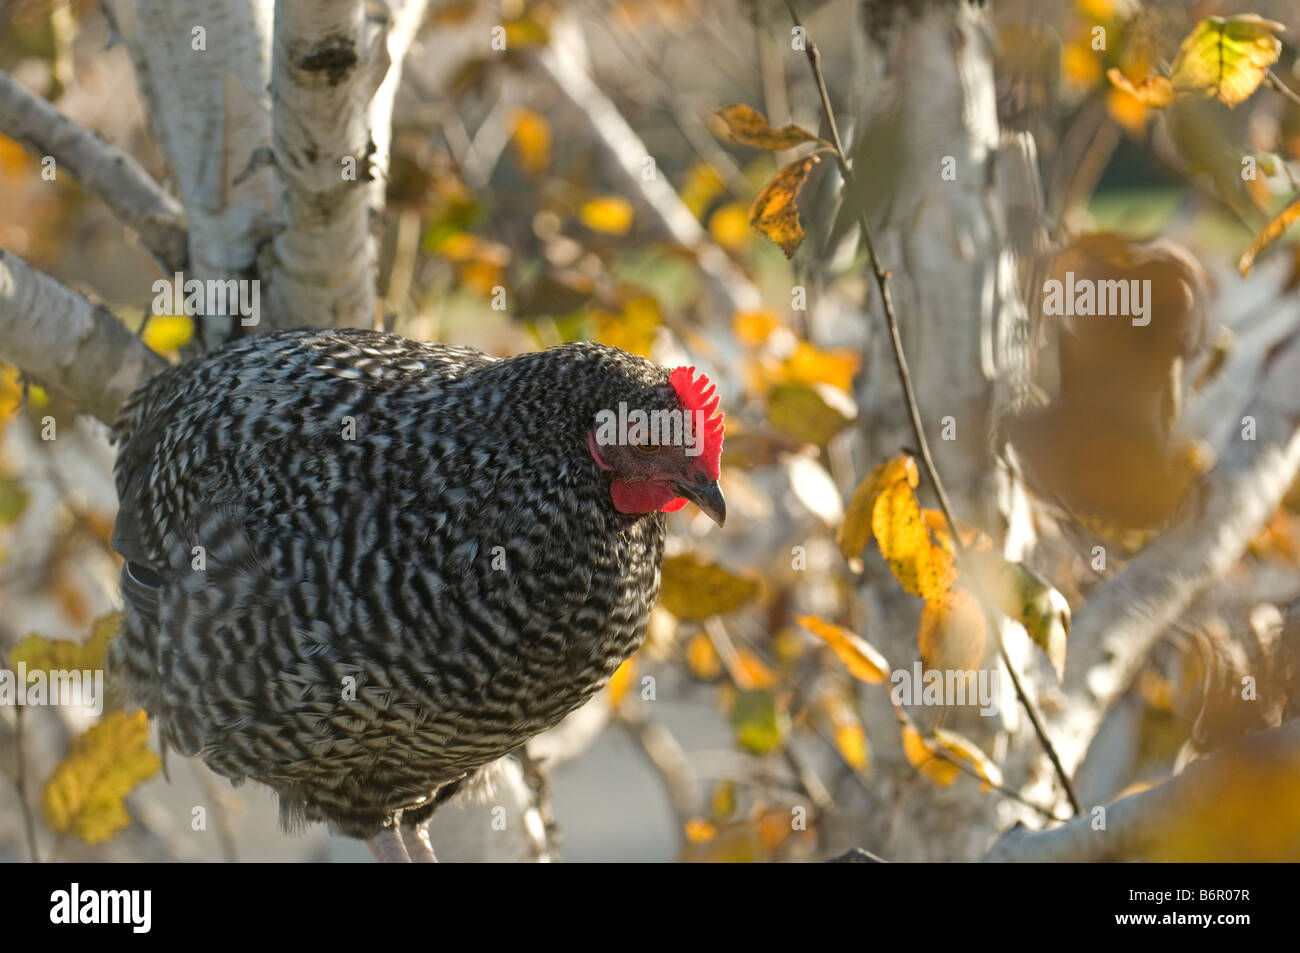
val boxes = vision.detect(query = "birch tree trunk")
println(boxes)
[828,0,1050,861]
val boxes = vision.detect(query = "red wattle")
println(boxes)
[611,480,686,514]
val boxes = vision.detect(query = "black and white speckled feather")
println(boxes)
[110,328,679,837]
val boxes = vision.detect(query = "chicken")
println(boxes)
[108,328,725,860]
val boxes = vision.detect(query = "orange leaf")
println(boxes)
[1106,68,1175,107]
[510,107,551,178]
[900,722,960,787]
[607,655,637,707]
[796,614,889,684]
[748,152,826,257]
[1239,193,1300,276]
[713,104,825,151]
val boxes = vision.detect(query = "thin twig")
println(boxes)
[13,704,41,863]
[1265,69,1300,111]
[928,745,1070,824]
[783,0,1082,815]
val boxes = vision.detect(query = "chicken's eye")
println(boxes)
[636,442,661,454]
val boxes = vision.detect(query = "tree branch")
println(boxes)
[0,72,188,273]
[0,249,168,424]
[985,719,1300,861]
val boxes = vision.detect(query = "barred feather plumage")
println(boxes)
[110,328,688,837]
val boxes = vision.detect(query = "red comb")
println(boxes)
[669,366,725,480]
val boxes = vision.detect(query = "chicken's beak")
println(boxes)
[674,476,726,527]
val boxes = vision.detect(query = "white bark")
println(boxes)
[109,0,277,345]
[843,0,1042,860]
[0,73,188,272]
[986,720,1300,861]
[0,250,168,424]
[365,0,431,214]
[267,0,386,329]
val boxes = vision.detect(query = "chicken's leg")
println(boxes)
[366,826,411,863]
[400,821,437,862]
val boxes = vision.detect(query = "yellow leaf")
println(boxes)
[580,196,635,235]
[432,233,510,296]
[0,363,22,421]
[1106,86,1149,134]
[502,17,550,48]
[708,202,752,250]
[766,382,854,445]
[834,720,868,772]
[796,614,889,684]
[10,612,120,675]
[922,508,989,554]
[1106,68,1175,107]
[730,688,789,755]
[659,554,760,621]
[431,231,480,261]
[1105,16,1285,111]
[685,631,723,680]
[711,780,737,819]
[510,107,551,178]
[684,817,718,843]
[1168,15,1284,108]
[871,475,927,563]
[781,341,859,392]
[607,654,637,707]
[712,103,825,151]
[681,161,725,220]
[756,806,796,850]
[732,309,782,346]
[594,295,660,357]
[933,728,1003,791]
[873,478,955,599]
[917,587,986,673]
[0,132,37,178]
[0,474,28,526]
[749,151,826,257]
[1239,193,1300,276]
[1061,35,1102,91]
[734,648,777,690]
[41,710,160,845]
[838,455,918,565]
[141,314,194,353]
[818,691,869,771]
[900,722,960,787]
[1077,0,1115,18]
